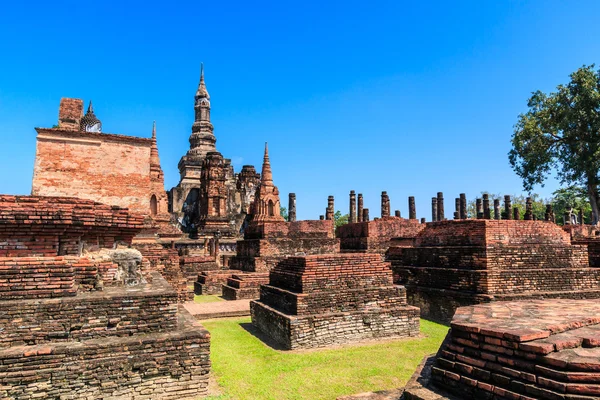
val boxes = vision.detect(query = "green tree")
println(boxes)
[280,206,288,221]
[509,65,600,224]
[552,185,592,224]
[334,210,349,229]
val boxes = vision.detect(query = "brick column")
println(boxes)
[381,191,390,218]
[483,194,491,219]
[288,193,296,222]
[494,199,500,220]
[362,208,369,222]
[437,192,444,221]
[524,197,533,220]
[513,207,520,220]
[504,195,512,220]
[459,193,467,219]
[409,196,417,220]
[349,191,356,223]
[431,197,438,222]
[326,196,334,221]
[476,198,483,219]
[357,193,364,222]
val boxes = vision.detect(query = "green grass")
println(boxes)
[201,317,448,400]
[194,295,225,304]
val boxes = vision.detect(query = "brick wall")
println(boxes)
[32,128,167,216]
[337,217,424,252]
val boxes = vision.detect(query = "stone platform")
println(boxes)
[251,253,420,350]
[405,299,600,400]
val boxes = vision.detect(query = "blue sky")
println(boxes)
[1,1,599,220]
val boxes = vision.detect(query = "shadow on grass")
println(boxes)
[239,322,288,351]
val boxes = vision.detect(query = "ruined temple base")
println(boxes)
[251,301,420,350]
[407,285,600,324]
[410,299,600,400]
[222,272,270,300]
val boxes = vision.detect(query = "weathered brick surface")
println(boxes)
[0,313,210,400]
[391,220,600,322]
[425,300,600,400]
[0,196,210,399]
[134,242,193,302]
[0,195,143,257]
[32,127,168,216]
[0,273,177,348]
[337,217,424,253]
[251,253,420,349]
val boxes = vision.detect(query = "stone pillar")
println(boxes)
[349,191,357,223]
[504,195,512,220]
[437,192,444,221]
[483,194,491,219]
[524,197,533,220]
[395,210,401,218]
[579,208,584,225]
[326,196,334,221]
[545,204,552,221]
[459,193,467,219]
[431,198,438,222]
[494,199,500,220]
[513,207,520,220]
[476,198,483,219]
[454,211,459,220]
[381,191,390,218]
[420,217,426,224]
[362,208,369,222]
[288,193,297,222]
[357,194,364,223]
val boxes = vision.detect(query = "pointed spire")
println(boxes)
[196,62,209,99]
[87,100,94,114]
[152,120,156,139]
[261,142,273,185]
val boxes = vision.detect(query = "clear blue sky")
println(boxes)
[1,1,599,220]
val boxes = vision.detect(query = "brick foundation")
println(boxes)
[251,253,420,349]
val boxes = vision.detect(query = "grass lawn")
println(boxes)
[201,317,448,400]
[194,295,225,304]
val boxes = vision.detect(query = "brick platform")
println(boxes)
[390,219,600,323]
[0,195,211,399]
[404,299,600,400]
[251,253,420,350]
[222,272,270,300]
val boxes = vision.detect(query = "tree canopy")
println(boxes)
[509,65,600,224]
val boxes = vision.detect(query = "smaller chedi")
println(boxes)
[251,253,420,350]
